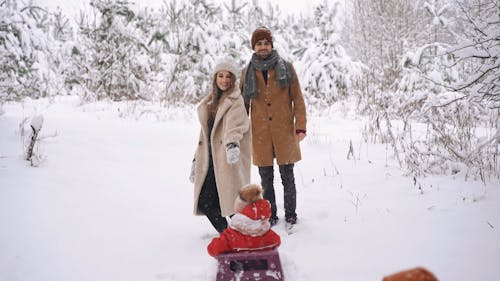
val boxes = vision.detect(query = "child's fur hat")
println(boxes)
[239,184,263,204]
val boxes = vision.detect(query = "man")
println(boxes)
[240,26,307,229]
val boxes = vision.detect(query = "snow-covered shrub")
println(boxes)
[371,0,500,180]
[21,114,45,166]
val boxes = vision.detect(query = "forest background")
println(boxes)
[1,0,499,180]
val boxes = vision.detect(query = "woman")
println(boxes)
[190,57,251,233]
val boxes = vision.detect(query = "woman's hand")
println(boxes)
[189,160,195,183]
[226,143,240,164]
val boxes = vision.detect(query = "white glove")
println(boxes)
[189,160,195,183]
[226,143,240,164]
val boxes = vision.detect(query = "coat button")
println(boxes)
[198,141,202,145]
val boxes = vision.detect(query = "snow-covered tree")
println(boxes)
[0,0,61,101]
[77,0,148,101]
[144,0,222,104]
[299,0,364,109]
[47,8,75,96]
[64,10,94,99]
[344,0,428,105]
[221,0,250,64]
[183,0,221,101]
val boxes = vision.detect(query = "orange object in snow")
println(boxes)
[382,267,438,281]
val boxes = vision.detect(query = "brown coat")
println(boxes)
[192,88,251,217]
[241,64,307,166]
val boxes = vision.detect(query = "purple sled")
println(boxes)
[216,248,284,281]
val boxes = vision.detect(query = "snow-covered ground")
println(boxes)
[0,97,498,281]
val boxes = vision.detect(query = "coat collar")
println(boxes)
[197,88,241,130]
[199,87,240,105]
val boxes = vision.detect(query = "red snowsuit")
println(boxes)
[207,199,281,257]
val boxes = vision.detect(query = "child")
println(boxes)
[207,184,281,257]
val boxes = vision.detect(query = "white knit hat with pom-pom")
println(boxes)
[213,56,239,78]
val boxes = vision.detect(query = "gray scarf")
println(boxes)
[242,50,293,101]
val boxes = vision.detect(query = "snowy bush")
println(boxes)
[21,114,45,166]
[363,0,500,180]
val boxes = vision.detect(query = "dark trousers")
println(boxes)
[259,164,297,221]
[197,160,227,233]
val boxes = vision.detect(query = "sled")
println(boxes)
[216,248,284,281]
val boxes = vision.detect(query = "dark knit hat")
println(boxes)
[251,27,273,49]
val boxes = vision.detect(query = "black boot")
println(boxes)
[205,213,228,233]
[279,164,297,224]
[259,166,278,225]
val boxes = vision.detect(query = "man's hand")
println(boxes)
[296,132,306,142]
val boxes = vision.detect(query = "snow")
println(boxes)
[0,96,499,281]
[29,114,44,132]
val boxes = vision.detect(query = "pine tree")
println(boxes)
[345,0,427,102]
[78,0,148,101]
[298,0,363,109]
[0,0,60,101]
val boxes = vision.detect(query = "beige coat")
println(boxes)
[241,64,307,166]
[192,88,251,217]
